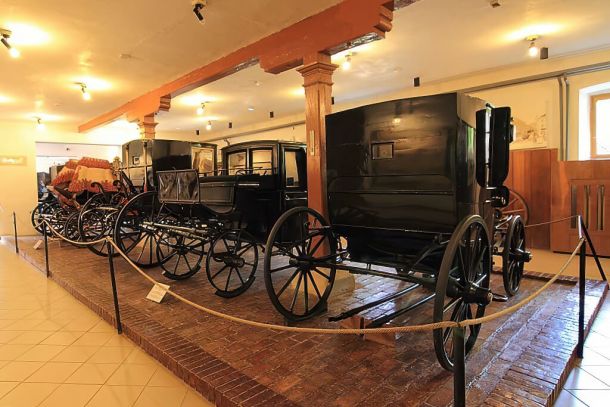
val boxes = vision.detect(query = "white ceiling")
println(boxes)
[2,0,610,134]
[157,0,610,134]
[0,0,342,124]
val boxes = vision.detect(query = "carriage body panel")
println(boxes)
[326,93,492,264]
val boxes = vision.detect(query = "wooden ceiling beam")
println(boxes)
[78,0,397,133]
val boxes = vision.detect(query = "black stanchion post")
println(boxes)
[12,212,19,254]
[578,240,587,358]
[453,326,466,407]
[43,223,50,278]
[580,218,607,281]
[107,242,123,334]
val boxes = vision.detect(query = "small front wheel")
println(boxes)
[502,215,527,296]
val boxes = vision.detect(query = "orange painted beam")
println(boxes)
[78,0,397,133]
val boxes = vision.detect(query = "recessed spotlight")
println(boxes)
[247,106,255,111]
[196,103,206,115]
[0,29,20,58]
[206,120,212,131]
[526,35,540,57]
[75,82,91,101]
[254,80,261,87]
[342,53,352,71]
[34,117,45,131]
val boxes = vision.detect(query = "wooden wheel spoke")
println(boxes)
[276,270,300,298]
[235,268,245,285]
[308,234,326,256]
[303,271,309,313]
[312,267,330,281]
[289,273,303,312]
[210,264,229,280]
[270,264,293,273]
[443,297,461,313]
[306,270,322,300]
[225,268,233,291]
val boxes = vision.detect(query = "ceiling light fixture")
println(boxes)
[34,117,45,131]
[76,82,91,101]
[196,103,206,115]
[247,106,255,111]
[206,120,212,131]
[526,35,540,57]
[0,29,20,58]
[192,0,207,24]
[342,53,352,71]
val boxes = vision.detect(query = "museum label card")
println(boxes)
[146,283,170,303]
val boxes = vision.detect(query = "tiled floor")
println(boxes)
[554,298,610,407]
[0,242,213,407]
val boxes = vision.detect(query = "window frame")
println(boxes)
[590,92,610,159]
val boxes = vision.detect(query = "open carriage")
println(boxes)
[262,93,532,371]
[112,140,307,297]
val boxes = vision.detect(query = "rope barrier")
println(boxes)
[524,215,579,229]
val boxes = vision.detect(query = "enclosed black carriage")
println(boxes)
[263,93,531,371]
[113,140,307,296]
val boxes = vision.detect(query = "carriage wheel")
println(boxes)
[502,190,529,225]
[113,191,165,268]
[157,228,205,280]
[49,207,70,236]
[206,230,258,297]
[502,215,526,296]
[79,208,115,257]
[31,202,55,234]
[63,211,83,248]
[433,215,492,371]
[264,207,336,321]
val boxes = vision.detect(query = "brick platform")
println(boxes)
[5,236,608,407]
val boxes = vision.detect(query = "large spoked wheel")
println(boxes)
[31,202,56,234]
[264,207,336,322]
[206,230,258,298]
[433,215,492,372]
[63,211,83,248]
[502,190,529,225]
[49,207,71,237]
[79,208,116,257]
[157,227,206,280]
[502,215,527,296]
[113,191,166,268]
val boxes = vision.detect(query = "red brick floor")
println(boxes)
[5,236,608,407]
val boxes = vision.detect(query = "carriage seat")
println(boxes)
[199,174,261,216]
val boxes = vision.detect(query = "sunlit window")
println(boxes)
[591,93,610,159]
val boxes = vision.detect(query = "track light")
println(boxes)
[342,53,352,71]
[0,29,20,58]
[206,120,212,131]
[526,35,540,58]
[196,103,206,115]
[34,117,45,131]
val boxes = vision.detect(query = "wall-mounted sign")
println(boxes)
[0,156,27,166]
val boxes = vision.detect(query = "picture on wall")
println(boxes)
[472,79,556,150]
[192,147,215,174]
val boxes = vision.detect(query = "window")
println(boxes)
[591,93,610,159]
[284,150,304,187]
[250,149,273,175]
[371,142,394,159]
[227,151,246,175]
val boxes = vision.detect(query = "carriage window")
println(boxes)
[227,151,246,175]
[284,150,301,187]
[372,142,394,159]
[251,149,273,175]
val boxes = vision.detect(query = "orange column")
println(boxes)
[138,114,157,139]
[297,53,338,218]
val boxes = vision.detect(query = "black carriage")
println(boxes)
[113,140,307,297]
[263,93,532,371]
[78,139,217,256]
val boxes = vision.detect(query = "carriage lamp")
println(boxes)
[0,29,20,58]
[196,103,206,115]
[76,83,91,101]
[35,117,45,131]
[206,120,212,131]
[342,53,352,71]
[526,35,540,57]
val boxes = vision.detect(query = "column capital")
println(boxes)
[297,59,338,87]
[138,114,157,139]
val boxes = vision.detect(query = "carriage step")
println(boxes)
[492,292,509,302]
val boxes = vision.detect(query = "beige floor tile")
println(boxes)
[31,320,64,332]
[554,389,587,406]
[16,344,66,362]
[8,330,52,345]
[25,362,82,383]
[0,382,58,406]
[124,348,157,365]
[104,335,135,348]
[134,386,187,407]
[0,344,33,361]
[180,390,214,407]
[41,331,83,346]
[0,331,24,344]
[147,367,187,388]
[88,321,114,334]
[107,363,157,386]
[88,347,132,364]
[85,385,143,407]
[563,367,609,390]
[39,383,101,407]
[52,345,100,363]
[66,363,120,385]
[62,319,100,332]
[0,321,16,330]
[3,319,46,331]
[72,333,113,347]
[0,361,44,381]
[568,389,610,406]
[0,383,18,399]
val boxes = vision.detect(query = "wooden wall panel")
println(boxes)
[505,148,557,250]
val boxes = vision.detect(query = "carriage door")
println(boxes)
[282,147,307,210]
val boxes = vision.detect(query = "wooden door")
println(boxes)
[551,160,610,255]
